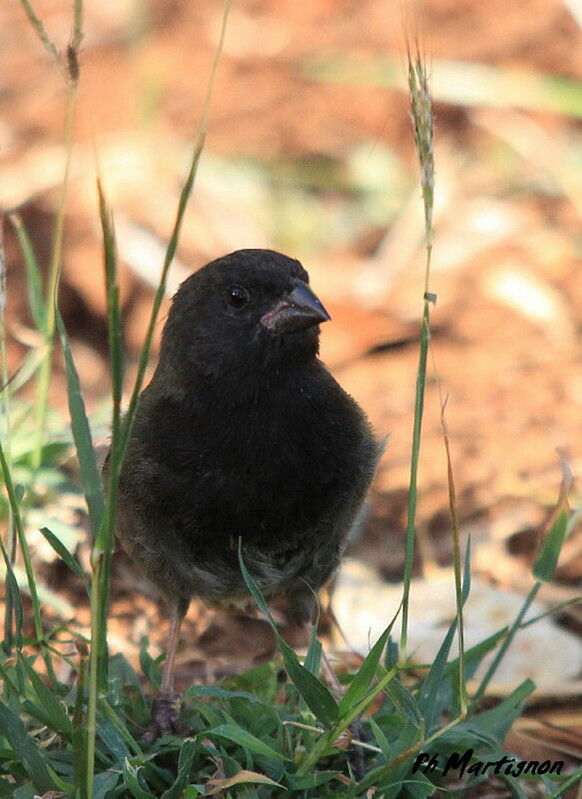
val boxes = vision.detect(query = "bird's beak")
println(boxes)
[260,283,331,334]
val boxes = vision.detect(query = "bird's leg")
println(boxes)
[160,600,185,695]
[145,598,189,742]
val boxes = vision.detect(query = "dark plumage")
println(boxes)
[111,248,380,735]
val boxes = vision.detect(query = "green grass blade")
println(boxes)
[122,759,156,799]
[205,771,283,795]
[56,311,105,535]
[399,47,437,658]
[18,0,62,72]
[31,91,79,473]
[383,677,423,730]
[279,639,339,728]
[109,652,147,709]
[300,623,323,715]
[92,179,123,681]
[418,538,471,729]
[461,536,472,601]
[355,717,421,794]
[399,302,430,661]
[9,214,47,330]
[0,654,21,699]
[160,738,197,799]
[119,0,232,469]
[338,608,399,716]
[446,627,507,679]
[0,213,8,388]
[478,463,572,697]
[0,439,43,641]
[533,457,573,582]
[294,661,398,777]
[518,595,582,629]
[440,397,468,713]
[470,679,535,740]
[238,543,338,727]
[368,716,390,760]
[139,637,161,689]
[303,621,323,676]
[97,178,123,452]
[0,216,14,575]
[339,663,397,728]
[73,639,89,791]
[20,696,63,733]
[533,511,569,581]
[18,653,73,738]
[2,348,48,395]
[475,583,540,698]
[96,719,130,762]
[93,771,121,799]
[38,526,85,577]
[286,770,346,792]
[185,685,270,706]
[99,698,143,757]
[550,771,582,798]
[206,723,287,760]
[44,767,75,795]
[236,545,277,628]
[72,0,83,50]
[0,700,56,792]
[0,532,24,650]
[88,178,123,695]
[419,622,457,722]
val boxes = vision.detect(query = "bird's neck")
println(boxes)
[151,355,320,411]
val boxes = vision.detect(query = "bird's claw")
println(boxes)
[142,692,182,743]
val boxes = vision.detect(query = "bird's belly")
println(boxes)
[180,458,341,551]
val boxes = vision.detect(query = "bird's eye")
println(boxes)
[225,286,249,309]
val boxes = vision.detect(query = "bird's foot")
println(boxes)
[142,692,182,744]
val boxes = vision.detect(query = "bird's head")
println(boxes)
[158,249,331,387]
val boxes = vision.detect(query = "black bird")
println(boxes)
[111,249,380,736]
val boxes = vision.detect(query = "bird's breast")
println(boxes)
[126,364,373,556]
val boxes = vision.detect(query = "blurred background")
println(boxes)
[1,0,581,725]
